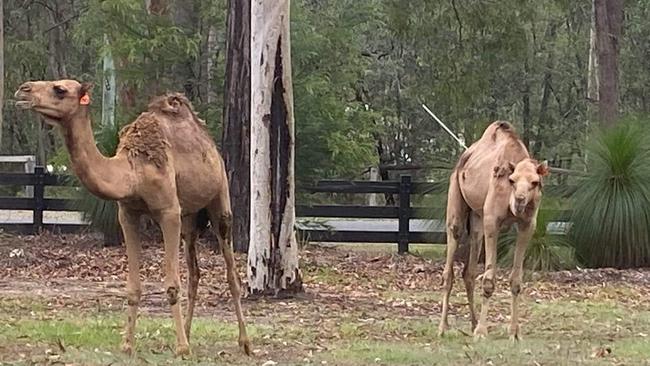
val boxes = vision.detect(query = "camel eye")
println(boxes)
[531,181,539,188]
[508,178,515,185]
[53,85,67,98]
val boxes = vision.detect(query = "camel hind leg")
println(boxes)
[181,214,200,341]
[463,212,483,332]
[206,188,252,356]
[438,170,469,336]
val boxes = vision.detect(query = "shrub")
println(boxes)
[569,119,650,268]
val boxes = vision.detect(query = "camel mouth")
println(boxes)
[15,100,34,109]
[514,203,526,215]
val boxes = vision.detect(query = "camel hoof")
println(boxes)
[437,322,449,337]
[239,337,253,356]
[509,333,520,343]
[176,344,191,357]
[473,324,488,341]
[121,343,134,356]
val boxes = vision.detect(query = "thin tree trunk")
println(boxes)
[205,26,218,104]
[587,0,599,106]
[102,35,116,128]
[522,59,531,150]
[223,0,251,253]
[594,0,623,128]
[0,0,4,149]
[248,0,303,296]
[101,35,121,247]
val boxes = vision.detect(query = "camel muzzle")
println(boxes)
[14,85,35,109]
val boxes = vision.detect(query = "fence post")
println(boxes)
[33,166,45,234]
[398,175,411,254]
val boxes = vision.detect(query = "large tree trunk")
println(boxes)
[594,0,623,128]
[223,0,251,253]
[248,0,303,297]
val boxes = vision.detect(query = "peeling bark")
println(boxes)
[248,0,302,297]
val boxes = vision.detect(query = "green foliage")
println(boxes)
[498,209,577,272]
[292,0,380,186]
[569,118,650,268]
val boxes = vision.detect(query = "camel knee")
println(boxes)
[481,276,495,298]
[217,212,233,238]
[510,279,522,296]
[126,289,142,306]
[447,222,464,242]
[166,286,180,306]
[442,268,454,290]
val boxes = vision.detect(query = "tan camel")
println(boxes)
[438,121,548,341]
[14,79,251,356]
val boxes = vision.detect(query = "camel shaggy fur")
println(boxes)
[438,121,549,341]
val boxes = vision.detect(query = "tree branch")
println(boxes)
[451,0,463,48]
[43,9,87,33]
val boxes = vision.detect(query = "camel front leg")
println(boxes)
[159,208,190,356]
[181,215,200,341]
[118,205,142,356]
[509,221,534,341]
[474,215,499,341]
[208,197,252,356]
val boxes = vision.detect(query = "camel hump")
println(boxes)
[147,92,208,127]
[474,120,518,143]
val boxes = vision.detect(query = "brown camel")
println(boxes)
[438,121,548,341]
[14,79,251,356]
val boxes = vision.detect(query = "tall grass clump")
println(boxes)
[569,119,650,268]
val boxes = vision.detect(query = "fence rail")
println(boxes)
[0,167,86,234]
[1,168,572,253]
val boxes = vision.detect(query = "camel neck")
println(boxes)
[62,111,132,200]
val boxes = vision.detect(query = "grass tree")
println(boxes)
[248,0,303,296]
[570,118,650,268]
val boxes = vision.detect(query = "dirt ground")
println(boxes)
[0,231,649,365]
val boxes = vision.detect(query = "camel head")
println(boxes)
[14,79,93,126]
[505,158,549,216]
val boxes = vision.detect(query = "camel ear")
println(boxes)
[79,82,93,105]
[537,160,549,177]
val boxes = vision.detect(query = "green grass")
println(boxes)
[1,297,649,365]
